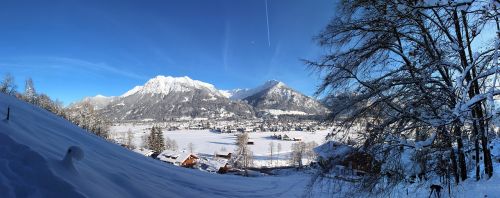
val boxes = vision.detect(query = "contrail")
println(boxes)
[265,0,271,47]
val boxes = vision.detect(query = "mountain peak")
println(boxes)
[130,75,219,96]
[263,80,286,89]
[149,75,193,83]
[223,80,287,100]
[94,94,110,98]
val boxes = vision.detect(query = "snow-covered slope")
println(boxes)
[0,93,307,197]
[121,85,143,97]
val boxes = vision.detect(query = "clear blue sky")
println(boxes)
[0,0,335,105]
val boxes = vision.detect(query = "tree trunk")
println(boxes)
[453,8,494,179]
[476,107,494,178]
[453,124,467,181]
[449,143,459,184]
[461,10,494,178]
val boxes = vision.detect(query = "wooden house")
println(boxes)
[158,150,199,168]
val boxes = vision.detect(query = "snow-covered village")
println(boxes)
[1,0,500,198]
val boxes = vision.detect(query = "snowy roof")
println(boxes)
[313,141,354,159]
[158,150,196,164]
[204,158,228,172]
[133,148,155,157]
[216,151,231,156]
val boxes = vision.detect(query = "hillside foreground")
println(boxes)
[3,92,500,197]
[0,93,310,198]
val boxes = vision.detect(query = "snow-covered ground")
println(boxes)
[110,124,331,167]
[5,92,500,198]
[0,93,314,198]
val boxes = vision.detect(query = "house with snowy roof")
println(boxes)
[314,141,354,160]
[314,141,373,175]
[200,158,230,174]
[157,150,199,168]
[133,148,159,158]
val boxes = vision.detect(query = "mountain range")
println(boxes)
[71,75,328,121]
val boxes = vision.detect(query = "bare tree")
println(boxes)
[67,101,110,139]
[268,141,275,166]
[0,73,17,95]
[307,0,500,184]
[187,142,195,153]
[165,137,178,151]
[306,141,318,164]
[141,133,150,148]
[234,133,253,176]
[290,142,306,168]
[126,129,135,150]
[277,143,282,166]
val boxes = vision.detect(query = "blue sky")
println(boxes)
[0,0,335,105]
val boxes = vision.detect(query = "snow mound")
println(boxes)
[0,132,86,197]
[61,146,84,171]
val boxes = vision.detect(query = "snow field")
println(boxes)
[110,123,332,167]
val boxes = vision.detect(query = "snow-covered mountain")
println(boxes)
[72,76,328,120]
[99,75,255,121]
[125,76,222,96]
[0,93,309,198]
[233,80,329,116]
[221,80,283,100]
[69,95,116,110]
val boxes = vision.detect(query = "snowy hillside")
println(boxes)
[0,93,311,198]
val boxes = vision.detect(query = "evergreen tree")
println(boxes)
[147,126,165,153]
[24,78,37,104]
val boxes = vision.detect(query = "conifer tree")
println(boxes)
[148,126,165,153]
